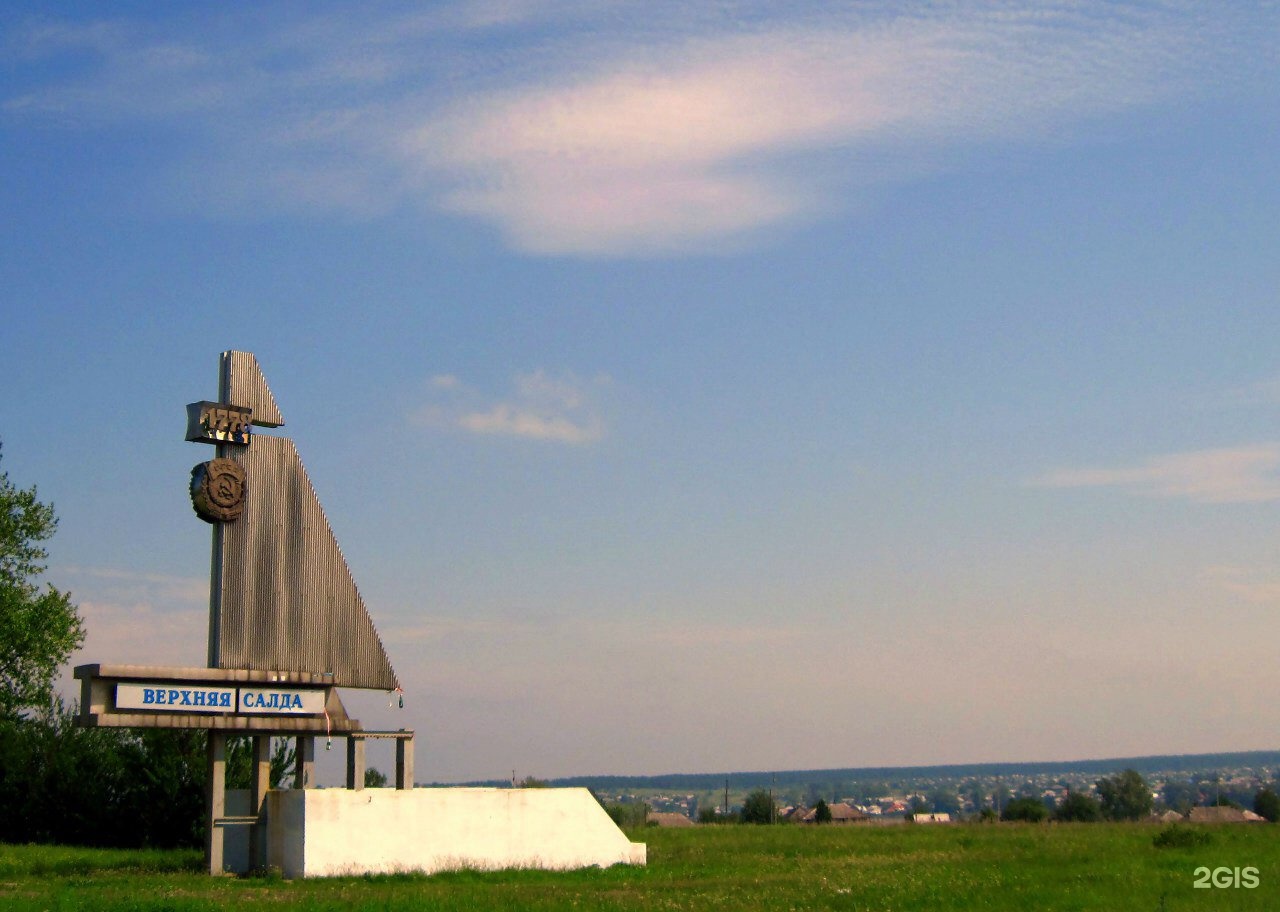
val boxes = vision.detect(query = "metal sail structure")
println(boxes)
[206,351,399,691]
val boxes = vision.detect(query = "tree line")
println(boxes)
[687,770,1280,826]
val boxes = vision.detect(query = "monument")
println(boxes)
[76,351,644,876]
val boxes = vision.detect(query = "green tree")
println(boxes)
[1253,787,1280,823]
[1161,779,1196,815]
[992,784,1012,814]
[0,444,84,719]
[813,798,833,823]
[130,729,207,847]
[930,787,961,816]
[1053,791,1102,822]
[1001,796,1048,822]
[0,699,136,846]
[967,784,986,812]
[226,736,297,789]
[364,766,388,788]
[0,699,206,848]
[603,800,649,828]
[1096,769,1153,821]
[740,789,776,824]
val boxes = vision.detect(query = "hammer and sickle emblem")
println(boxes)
[190,458,247,523]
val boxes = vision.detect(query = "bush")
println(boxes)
[602,801,649,828]
[1153,824,1213,849]
[0,702,206,848]
[1001,797,1048,823]
[1053,791,1102,822]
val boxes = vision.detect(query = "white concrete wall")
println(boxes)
[266,787,646,878]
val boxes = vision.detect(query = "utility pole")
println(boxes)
[724,778,729,818]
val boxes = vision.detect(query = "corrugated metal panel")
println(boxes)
[200,350,399,689]
[212,435,399,690]
[221,351,285,427]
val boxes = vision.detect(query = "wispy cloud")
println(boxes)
[414,369,607,443]
[57,565,207,603]
[1031,443,1280,504]
[408,8,1196,254]
[1202,565,1280,605]
[4,2,1270,254]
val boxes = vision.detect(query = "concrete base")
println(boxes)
[219,790,256,873]
[266,787,646,878]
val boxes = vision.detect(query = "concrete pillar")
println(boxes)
[294,736,315,789]
[205,731,227,875]
[248,735,271,870]
[346,737,365,791]
[395,736,414,790]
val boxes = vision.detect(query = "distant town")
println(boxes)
[453,750,1280,823]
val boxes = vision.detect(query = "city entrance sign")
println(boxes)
[75,351,411,875]
[78,664,347,731]
[75,351,642,878]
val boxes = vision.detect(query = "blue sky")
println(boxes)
[3,1,1279,782]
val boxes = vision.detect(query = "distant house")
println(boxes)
[646,812,695,827]
[1188,806,1265,824]
[912,813,951,824]
[801,802,867,824]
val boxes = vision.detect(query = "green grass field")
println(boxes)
[1,823,1277,911]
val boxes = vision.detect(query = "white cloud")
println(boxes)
[457,405,600,443]
[1202,565,1280,605]
[403,7,1206,253]
[5,2,1269,254]
[414,369,607,443]
[1032,443,1280,504]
